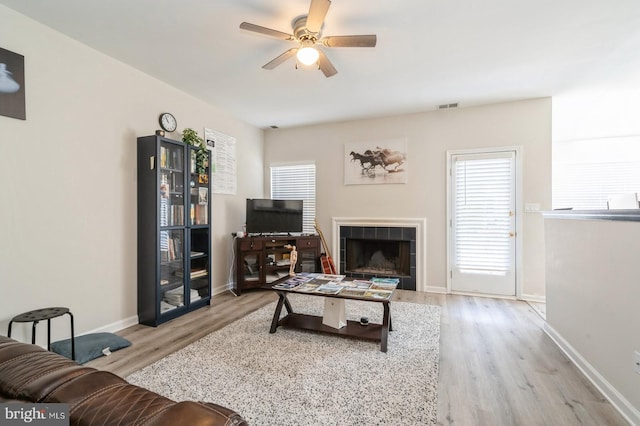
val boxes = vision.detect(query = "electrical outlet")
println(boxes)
[525,203,541,212]
[635,350,640,375]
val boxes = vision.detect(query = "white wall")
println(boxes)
[0,5,263,343]
[544,216,640,423]
[264,98,551,298]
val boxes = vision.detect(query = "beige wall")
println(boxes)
[544,217,640,423]
[264,98,552,298]
[0,4,551,343]
[0,5,263,343]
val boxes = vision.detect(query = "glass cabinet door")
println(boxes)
[188,146,210,304]
[159,142,185,227]
[239,251,262,285]
[159,141,186,314]
[298,249,318,273]
[190,228,210,302]
[159,229,186,313]
[189,148,209,226]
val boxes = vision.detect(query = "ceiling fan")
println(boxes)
[239,0,377,78]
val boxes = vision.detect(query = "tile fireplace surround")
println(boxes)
[332,218,426,291]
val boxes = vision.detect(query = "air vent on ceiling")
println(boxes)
[438,103,459,109]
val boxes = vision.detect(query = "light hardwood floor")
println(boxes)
[87,290,628,425]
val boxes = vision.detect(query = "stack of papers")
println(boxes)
[163,287,199,306]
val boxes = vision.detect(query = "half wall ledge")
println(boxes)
[542,209,640,222]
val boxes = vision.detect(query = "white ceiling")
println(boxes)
[2,0,640,129]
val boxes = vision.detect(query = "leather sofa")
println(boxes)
[0,335,247,425]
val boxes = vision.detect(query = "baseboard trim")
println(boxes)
[450,290,517,300]
[424,286,447,294]
[214,283,234,296]
[85,315,139,336]
[543,323,640,425]
[520,293,546,303]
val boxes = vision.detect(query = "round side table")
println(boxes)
[7,307,75,361]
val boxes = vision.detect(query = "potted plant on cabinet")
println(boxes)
[182,128,208,175]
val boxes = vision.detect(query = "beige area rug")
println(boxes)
[127,294,441,425]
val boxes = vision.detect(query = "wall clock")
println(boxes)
[159,112,177,132]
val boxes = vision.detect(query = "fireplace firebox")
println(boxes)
[339,224,417,290]
[345,239,411,277]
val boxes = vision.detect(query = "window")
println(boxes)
[553,136,640,210]
[270,163,316,234]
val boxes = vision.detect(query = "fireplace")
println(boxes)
[333,218,426,291]
[345,239,411,277]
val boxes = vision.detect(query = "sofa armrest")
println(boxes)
[144,401,248,426]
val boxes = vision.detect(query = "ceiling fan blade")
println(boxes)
[321,35,377,48]
[317,49,337,78]
[262,48,299,70]
[306,0,331,33]
[240,22,294,40]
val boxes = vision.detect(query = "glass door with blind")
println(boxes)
[448,150,517,296]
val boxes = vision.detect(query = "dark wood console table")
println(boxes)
[266,275,396,352]
[235,234,321,295]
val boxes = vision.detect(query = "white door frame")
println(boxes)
[446,146,524,299]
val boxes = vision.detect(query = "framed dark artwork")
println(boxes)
[0,47,26,120]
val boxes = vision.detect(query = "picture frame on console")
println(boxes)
[344,139,409,185]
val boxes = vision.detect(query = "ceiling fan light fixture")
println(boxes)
[240,0,377,77]
[297,46,319,66]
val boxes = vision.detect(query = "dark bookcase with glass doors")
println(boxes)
[137,135,211,326]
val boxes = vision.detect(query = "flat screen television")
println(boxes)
[245,199,304,234]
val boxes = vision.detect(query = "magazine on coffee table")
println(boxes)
[272,274,313,290]
[371,277,399,284]
[352,280,373,289]
[370,282,397,291]
[314,274,345,282]
[363,289,394,300]
[308,277,336,285]
[314,283,343,294]
[273,280,302,290]
[339,288,368,298]
[294,282,321,292]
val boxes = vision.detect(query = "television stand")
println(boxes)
[234,234,321,295]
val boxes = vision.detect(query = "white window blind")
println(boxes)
[453,154,513,273]
[271,163,316,234]
[552,137,640,210]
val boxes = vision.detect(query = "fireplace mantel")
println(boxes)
[332,217,427,292]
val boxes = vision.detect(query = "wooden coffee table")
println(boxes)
[266,275,396,352]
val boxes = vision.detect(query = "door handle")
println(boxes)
[509,232,516,237]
